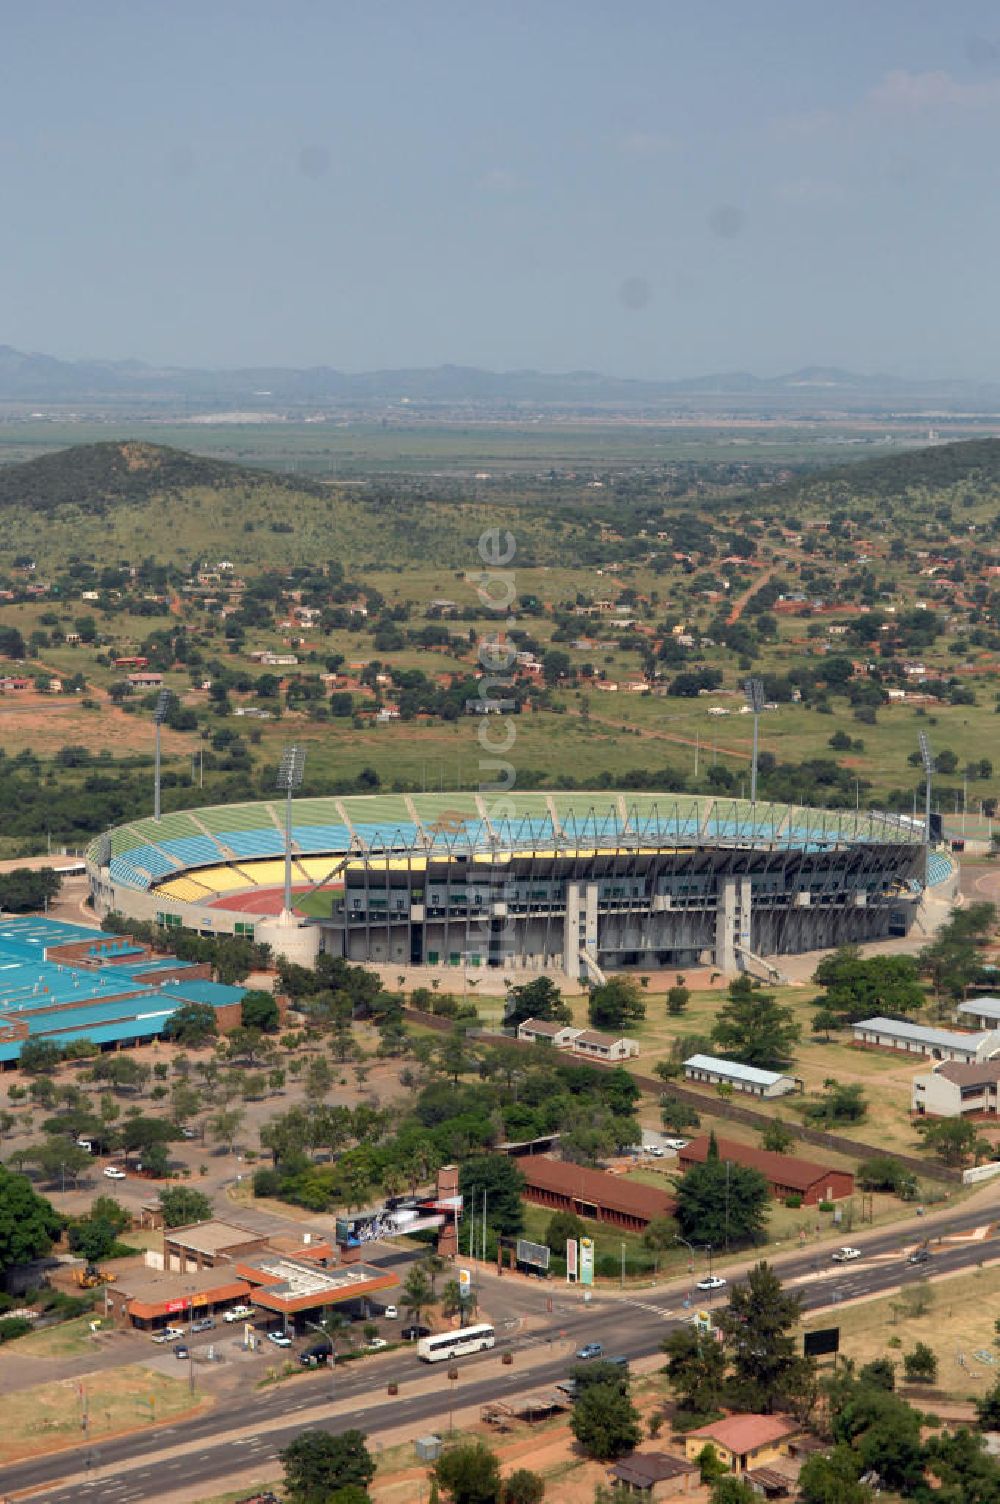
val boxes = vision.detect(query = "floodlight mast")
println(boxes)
[276,745,306,915]
[918,732,933,886]
[152,690,173,822]
[743,678,765,804]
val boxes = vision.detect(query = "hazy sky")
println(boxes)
[4,1,1000,378]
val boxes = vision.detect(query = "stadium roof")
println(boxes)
[93,791,924,894]
[683,1053,794,1088]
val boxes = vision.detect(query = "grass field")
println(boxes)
[0,1363,208,1463]
[802,1259,1000,1403]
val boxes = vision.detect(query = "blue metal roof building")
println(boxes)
[0,918,246,1065]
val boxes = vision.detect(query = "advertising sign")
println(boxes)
[516,1238,551,1271]
[580,1236,594,1287]
[164,1298,188,1315]
[566,1237,578,1282]
[459,1268,472,1295]
[804,1327,840,1358]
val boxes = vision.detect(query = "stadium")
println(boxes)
[86,792,948,981]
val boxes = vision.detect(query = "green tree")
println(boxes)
[661,1325,727,1420]
[280,1429,375,1504]
[0,1166,61,1273]
[710,1479,757,1504]
[666,984,691,1016]
[716,1261,808,1413]
[761,1119,794,1153]
[433,1439,501,1504]
[859,1357,895,1392]
[504,977,570,1029]
[241,990,280,1033]
[588,977,646,1031]
[32,1137,92,1189]
[504,1468,545,1504]
[207,1108,244,1153]
[88,1194,130,1235]
[401,1266,433,1325]
[660,1095,700,1134]
[976,1378,1000,1430]
[797,1446,872,1504]
[436,1028,473,1084]
[18,1039,62,1075]
[811,948,925,1027]
[917,1116,986,1166]
[459,1156,525,1238]
[675,1158,769,1248]
[902,1342,938,1384]
[545,1209,584,1257]
[570,1382,642,1460]
[711,976,800,1070]
[68,1215,118,1263]
[158,1186,213,1228]
[804,1080,867,1127]
[163,1002,218,1046]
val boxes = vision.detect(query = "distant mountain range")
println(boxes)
[1,344,998,409]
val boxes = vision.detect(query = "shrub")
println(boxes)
[817,1200,834,1212]
[0,1317,33,1343]
[784,1194,802,1209]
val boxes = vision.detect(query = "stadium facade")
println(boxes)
[87,792,935,980]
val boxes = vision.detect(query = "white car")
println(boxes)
[103,1165,127,1180]
[662,1139,689,1151]
[696,1274,727,1292]
[382,1305,398,1320]
[267,1330,293,1348]
[223,1305,254,1323]
[831,1246,861,1264]
[152,1326,185,1344]
[366,1336,389,1351]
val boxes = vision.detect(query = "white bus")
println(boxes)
[417,1323,496,1363]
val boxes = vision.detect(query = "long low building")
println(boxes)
[912,1060,1000,1118]
[519,1155,675,1231]
[682,1053,800,1099]
[956,998,1000,1032]
[677,1136,854,1204]
[852,1016,1000,1064]
[517,1018,639,1060]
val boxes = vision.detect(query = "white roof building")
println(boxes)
[683,1053,799,1099]
[853,1016,1000,1064]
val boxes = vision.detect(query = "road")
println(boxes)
[3,1206,996,1504]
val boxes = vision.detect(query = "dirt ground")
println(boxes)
[0,693,192,760]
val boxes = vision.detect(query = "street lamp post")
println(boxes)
[276,744,306,915]
[918,731,933,888]
[743,678,765,805]
[152,689,173,822]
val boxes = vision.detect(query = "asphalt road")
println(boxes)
[4,1206,996,1504]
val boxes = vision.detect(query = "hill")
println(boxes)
[0,440,317,515]
[740,436,1000,516]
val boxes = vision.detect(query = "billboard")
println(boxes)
[516,1238,551,1271]
[459,1268,472,1295]
[580,1236,594,1286]
[804,1327,840,1358]
[566,1237,578,1281]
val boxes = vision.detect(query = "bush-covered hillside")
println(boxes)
[0,441,319,514]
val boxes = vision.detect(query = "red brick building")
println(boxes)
[677,1137,853,1204]
[520,1156,675,1231]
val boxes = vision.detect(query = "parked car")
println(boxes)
[662,1138,689,1151]
[299,1344,331,1367]
[646,1145,665,1158]
[180,1127,199,1140]
[223,1305,254,1323]
[575,1342,604,1360]
[401,1324,431,1342]
[174,1345,190,1360]
[366,1336,389,1351]
[266,1330,293,1348]
[831,1247,861,1264]
[152,1326,185,1344]
[696,1274,727,1292]
[382,1305,398,1319]
[906,1247,930,1265]
[190,1316,215,1333]
[103,1165,127,1180]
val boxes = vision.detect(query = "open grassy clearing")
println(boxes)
[12,1313,115,1359]
[802,1259,1000,1404]
[0,1363,208,1463]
